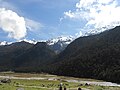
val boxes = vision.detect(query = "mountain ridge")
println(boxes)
[0,36,74,53]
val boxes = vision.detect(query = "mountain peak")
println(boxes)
[47,36,74,45]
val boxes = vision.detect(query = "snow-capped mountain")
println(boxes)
[47,36,74,45]
[1,25,116,48]
[84,25,118,36]
[18,39,37,45]
[0,41,12,46]
[0,36,75,53]
[47,36,74,53]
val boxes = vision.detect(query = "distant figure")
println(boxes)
[59,83,62,90]
[85,83,89,86]
[78,87,82,90]
[64,86,66,90]
[59,86,62,90]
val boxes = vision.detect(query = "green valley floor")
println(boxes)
[0,72,119,90]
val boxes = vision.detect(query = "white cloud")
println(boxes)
[0,7,43,40]
[98,0,114,4]
[0,8,26,40]
[64,10,75,18]
[64,0,120,31]
[0,1,44,40]
[25,18,44,31]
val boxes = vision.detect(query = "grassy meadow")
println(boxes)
[0,72,119,90]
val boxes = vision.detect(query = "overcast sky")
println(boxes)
[0,0,120,41]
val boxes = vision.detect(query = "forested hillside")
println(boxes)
[49,26,120,83]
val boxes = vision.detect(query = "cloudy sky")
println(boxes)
[0,0,120,41]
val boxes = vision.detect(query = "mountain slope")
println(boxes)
[14,42,56,72]
[0,41,34,71]
[0,41,56,72]
[49,26,120,83]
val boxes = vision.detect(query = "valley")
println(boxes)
[0,26,120,89]
[0,72,119,90]
[1,0,120,90]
